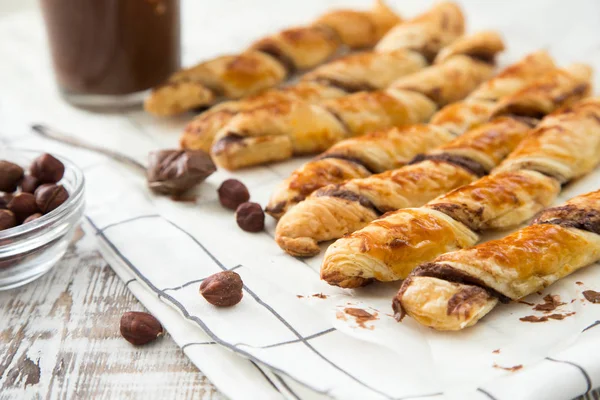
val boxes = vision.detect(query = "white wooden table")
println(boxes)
[0,228,225,399]
[2,1,600,399]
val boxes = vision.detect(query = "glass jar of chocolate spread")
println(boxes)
[40,0,180,109]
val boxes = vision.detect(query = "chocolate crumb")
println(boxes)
[536,291,543,295]
[520,312,576,323]
[583,290,600,304]
[344,307,378,329]
[493,363,523,372]
[296,295,304,299]
[533,294,565,312]
[492,349,500,354]
[312,293,328,299]
[576,281,584,286]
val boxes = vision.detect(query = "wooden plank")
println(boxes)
[0,228,225,399]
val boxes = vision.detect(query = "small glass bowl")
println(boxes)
[0,149,85,290]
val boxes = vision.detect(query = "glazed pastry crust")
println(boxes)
[322,124,456,173]
[302,49,427,91]
[469,50,555,102]
[323,89,438,137]
[376,2,465,60]
[397,190,600,331]
[144,81,216,117]
[266,158,371,219]
[427,116,533,171]
[433,224,600,300]
[427,170,560,232]
[321,208,478,287]
[146,1,401,116]
[315,0,401,49]
[265,124,455,218]
[497,98,600,182]
[492,64,592,118]
[276,160,477,256]
[390,55,495,106]
[250,25,340,71]
[171,51,288,99]
[428,99,496,135]
[396,276,498,331]
[274,116,532,256]
[211,90,437,170]
[266,53,552,217]
[180,82,346,151]
[434,31,505,65]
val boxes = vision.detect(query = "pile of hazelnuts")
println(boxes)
[217,179,264,233]
[0,153,69,232]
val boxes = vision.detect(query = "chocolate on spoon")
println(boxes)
[31,124,216,196]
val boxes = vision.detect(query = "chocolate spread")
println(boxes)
[408,153,488,177]
[583,290,600,304]
[41,0,180,95]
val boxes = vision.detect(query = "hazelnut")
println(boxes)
[7,193,38,222]
[0,194,12,210]
[35,184,69,214]
[218,179,250,210]
[235,202,264,232]
[20,175,40,194]
[120,311,164,345]
[200,271,243,307]
[0,210,16,231]
[30,153,65,184]
[0,160,24,192]
[23,213,43,224]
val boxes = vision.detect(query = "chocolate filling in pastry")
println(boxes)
[534,205,600,235]
[315,153,376,173]
[211,133,245,154]
[315,186,381,215]
[410,263,511,303]
[315,78,375,93]
[408,153,488,177]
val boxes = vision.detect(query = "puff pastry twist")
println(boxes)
[180,2,468,152]
[211,53,497,170]
[395,189,600,330]
[145,0,402,116]
[276,117,534,257]
[321,96,599,288]
[266,51,556,218]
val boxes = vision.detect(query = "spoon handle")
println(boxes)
[31,124,147,173]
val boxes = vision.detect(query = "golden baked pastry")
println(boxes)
[211,90,437,170]
[496,97,600,182]
[181,29,497,154]
[376,2,465,60]
[321,97,600,288]
[180,82,346,152]
[266,52,554,218]
[301,49,428,92]
[144,51,285,116]
[212,55,496,170]
[314,0,401,49]
[434,30,505,64]
[492,64,592,118]
[396,189,600,330]
[468,50,555,101]
[276,117,533,257]
[144,1,402,116]
[426,169,560,232]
